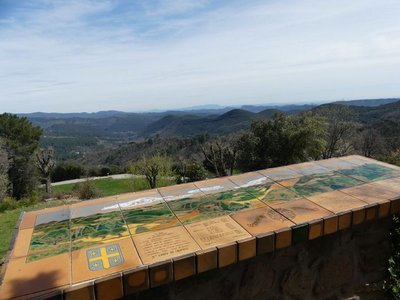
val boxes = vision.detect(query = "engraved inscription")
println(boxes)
[186,216,251,249]
[133,227,200,264]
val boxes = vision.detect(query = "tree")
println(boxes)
[51,161,85,182]
[357,128,384,158]
[314,105,357,159]
[235,113,326,172]
[174,159,207,183]
[129,154,173,188]
[0,142,9,201]
[385,148,400,166]
[201,140,237,177]
[35,147,55,193]
[0,114,42,198]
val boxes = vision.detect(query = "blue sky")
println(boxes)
[0,0,400,113]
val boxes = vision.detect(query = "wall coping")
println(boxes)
[1,155,400,299]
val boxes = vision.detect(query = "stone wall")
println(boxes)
[126,217,393,300]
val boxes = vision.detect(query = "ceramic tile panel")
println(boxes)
[5,155,400,298]
[229,171,271,188]
[185,215,251,249]
[194,177,239,194]
[373,178,400,194]
[132,226,200,265]
[339,155,400,170]
[167,188,265,224]
[158,183,203,202]
[117,190,165,209]
[231,206,294,236]
[284,172,363,197]
[314,158,359,171]
[242,180,301,205]
[28,220,71,262]
[71,236,142,284]
[70,201,129,251]
[0,253,70,300]
[340,182,400,204]
[270,198,334,224]
[307,190,368,213]
[19,206,70,230]
[259,166,302,181]
[120,197,180,235]
[337,162,400,183]
[288,161,332,175]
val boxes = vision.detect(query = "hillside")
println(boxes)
[16,98,400,161]
[141,109,281,137]
[334,98,400,107]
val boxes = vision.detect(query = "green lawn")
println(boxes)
[53,177,176,197]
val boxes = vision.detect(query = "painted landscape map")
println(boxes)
[23,157,400,263]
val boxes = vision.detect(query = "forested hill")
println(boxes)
[141,109,282,137]
[17,98,400,161]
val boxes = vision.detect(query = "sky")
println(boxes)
[0,0,400,113]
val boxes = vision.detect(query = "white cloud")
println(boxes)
[0,0,400,112]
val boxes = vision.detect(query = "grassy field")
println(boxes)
[53,177,176,197]
[0,177,176,263]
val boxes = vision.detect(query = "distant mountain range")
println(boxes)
[16,97,400,160]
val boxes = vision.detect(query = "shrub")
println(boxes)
[51,162,85,182]
[0,197,17,212]
[390,215,400,298]
[73,179,99,200]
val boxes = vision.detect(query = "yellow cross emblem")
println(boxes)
[86,244,124,271]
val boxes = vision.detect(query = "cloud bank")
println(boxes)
[0,0,400,112]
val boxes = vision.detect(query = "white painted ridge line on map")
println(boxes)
[238,177,268,188]
[199,185,224,192]
[102,196,163,210]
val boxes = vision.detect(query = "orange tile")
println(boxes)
[10,228,33,259]
[378,200,391,218]
[323,215,338,235]
[270,198,334,224]
[256,232,275,254]
[352,207,366,225]
[231,206,294,236]
[365,204,378,221]
[64,281,95,300]
[0,253,70,300]
[149,260,173,287]
[308,219,323,240]
[217,242,237,268]
[196,248,217,273]
[341,182,400,204]
[123,266,149,295]
[94,273,123,300]
[307,191,367,214]
[275,228,291,249]
[71,237,142,284]
[337,211,352,231]
[173,253,196,280]
[237,237,256,261]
